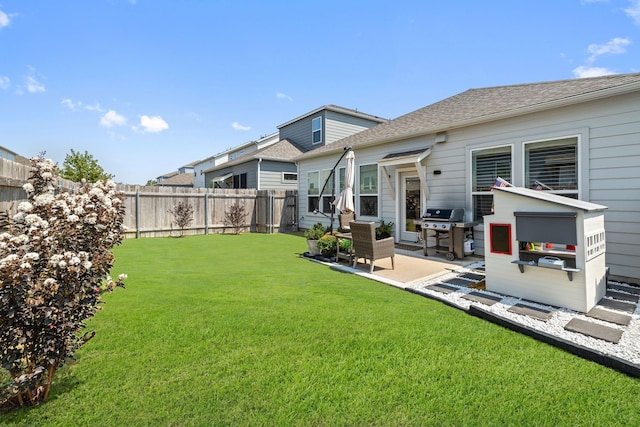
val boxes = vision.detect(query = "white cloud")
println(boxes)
[62,98,81,111]
[63,98,105,113]
[0,9,10,29]
[0,76,9,90]
[137,115,169,133]
[84,103,104,112]
[100,110,128,127]
[625,0,640,26]
[232,121,251,131]
[573,65,617,78]
[26,76,45,93]
[276,92,293,101]
[587,37,631,63]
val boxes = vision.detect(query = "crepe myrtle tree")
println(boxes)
[0,155,127,411]
[168,201,194,237]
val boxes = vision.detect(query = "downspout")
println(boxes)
[257,158,262,190]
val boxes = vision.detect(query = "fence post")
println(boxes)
[204,190,209,235]
[135,188,140,239]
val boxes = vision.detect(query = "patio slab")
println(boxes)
[564,318,623,344]
[597,298,637,314]
[460,272,485,282]
[508,303,553,321]
[461,291,502,306]
[587,306,632,326]
[606,289,640,304]
[609,283,640,295]
[425,283,459,294]
[441,277,476,287]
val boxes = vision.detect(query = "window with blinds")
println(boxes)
[525,138,577,195]
[471,146,512,221]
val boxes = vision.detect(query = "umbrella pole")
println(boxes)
[315,146,353,233]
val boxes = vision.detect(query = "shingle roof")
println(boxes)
[205,139,305,173]
[157,172,194,187]
[297,72,640,160]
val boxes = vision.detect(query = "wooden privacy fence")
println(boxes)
[1,158,297,238]
[115,186,298,238]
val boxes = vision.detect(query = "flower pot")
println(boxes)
[307,239,321,255]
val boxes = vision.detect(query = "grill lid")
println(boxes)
[422,208,464,222]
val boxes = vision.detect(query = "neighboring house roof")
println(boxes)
[277,104,387,129]
[157,172,194,187]
[203,139,305,173]
[296,72,640,160]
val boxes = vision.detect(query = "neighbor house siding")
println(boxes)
[324,111,380,144]
[259,160,298,190]
[279,113,324,152]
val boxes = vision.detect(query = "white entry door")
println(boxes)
[400,175,422,242]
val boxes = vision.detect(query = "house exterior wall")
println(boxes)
[297,90,640,282]
[279,111,326,152]
[204,160,258,189]
[259,160,298,190]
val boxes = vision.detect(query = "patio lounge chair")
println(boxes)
[349,221,395,273]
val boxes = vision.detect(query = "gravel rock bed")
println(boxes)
[407,261,640,368]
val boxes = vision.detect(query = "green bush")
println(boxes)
[317,234,337,255]
[304,222,326,240]
[376,220,394,239]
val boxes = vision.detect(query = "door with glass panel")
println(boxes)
[400,176,421,242]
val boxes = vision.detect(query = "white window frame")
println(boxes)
[282,172,297,183]
[522,136,579,198]
[307,171,320,213]
[312,116,322,145]
[358,163,379,218]
[471,144,513,222]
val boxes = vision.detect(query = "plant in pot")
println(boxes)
[304,222,326,255]
[376,220,394,240]
[317,234,338,257]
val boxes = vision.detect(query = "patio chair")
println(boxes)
[338,212,355,232]
[349,221,395,273]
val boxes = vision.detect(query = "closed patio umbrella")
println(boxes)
[332,150,355,213]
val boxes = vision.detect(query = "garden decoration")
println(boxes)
[0,155,127,411]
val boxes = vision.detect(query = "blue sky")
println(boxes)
[1,0,639,185]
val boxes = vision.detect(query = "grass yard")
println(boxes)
[2,233,640,426]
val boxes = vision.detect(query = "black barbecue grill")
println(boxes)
[420,208,477,260]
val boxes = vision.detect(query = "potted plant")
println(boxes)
[304,222,326,255]
[317,234,338,257]
[376,220,394,240]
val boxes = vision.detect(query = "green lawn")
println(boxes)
[3,233,640,426]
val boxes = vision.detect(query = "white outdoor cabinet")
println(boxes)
[483,186,607,313]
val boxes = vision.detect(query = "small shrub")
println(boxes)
[168,201,194,237]
[317,234,337,255]
[224,202,247,235]
[304,223,326,240]
[376,220,394,240]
